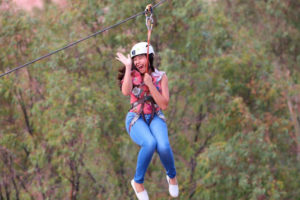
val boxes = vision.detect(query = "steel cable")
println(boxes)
[0,0,167,78]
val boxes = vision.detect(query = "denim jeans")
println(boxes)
[125,111,177,183]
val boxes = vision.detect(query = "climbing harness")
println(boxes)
[128,70,167,132]
[129,95,156,130]
[0,0,167,78]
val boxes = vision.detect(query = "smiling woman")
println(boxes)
[116,42,179,200]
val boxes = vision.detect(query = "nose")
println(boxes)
[135,60,141,66]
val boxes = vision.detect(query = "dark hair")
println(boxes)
[117,54,154,89]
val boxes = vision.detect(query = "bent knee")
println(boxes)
[142,138,157,150]
[157,142,171,153]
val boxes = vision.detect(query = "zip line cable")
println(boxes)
[0,0,167,78]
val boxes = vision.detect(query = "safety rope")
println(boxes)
[0,0,167,78]
[145,4,153,74]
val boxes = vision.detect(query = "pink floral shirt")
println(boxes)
[125,69,165,114]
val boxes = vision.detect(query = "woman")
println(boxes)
[116,42,179,200]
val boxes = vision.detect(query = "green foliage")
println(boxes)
[0,0,300,199]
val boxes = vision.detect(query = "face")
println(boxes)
[133,54,148,74]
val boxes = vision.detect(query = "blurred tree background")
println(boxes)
[0,0,300,199]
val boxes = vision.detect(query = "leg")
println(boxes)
[128,117,157,184]
[149,115,177,179]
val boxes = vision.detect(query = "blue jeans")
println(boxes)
[125,111,177,183]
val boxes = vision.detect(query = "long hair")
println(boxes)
[117,54,154,89]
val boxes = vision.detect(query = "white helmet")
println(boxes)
[130,42,155,58]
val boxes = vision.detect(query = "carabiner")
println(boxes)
[145,4,153,30]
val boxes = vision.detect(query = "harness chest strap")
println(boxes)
[130,96,156,109]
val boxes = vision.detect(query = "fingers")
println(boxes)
[143,73,151,80]
[116,52,131,67]
[127,54,132,66]
[116,52,123,59]
[115,52,125,62]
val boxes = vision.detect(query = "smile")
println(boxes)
[137,65,144,70]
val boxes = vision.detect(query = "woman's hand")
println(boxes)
[143,73,153,87]
[116,52,133,96]
[115,52,132,70]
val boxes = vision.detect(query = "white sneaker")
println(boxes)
[166,175,179,198]
[131,179,149,200]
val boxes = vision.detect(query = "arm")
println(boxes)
[121,67,132,96]
[145,74,170,110]
[115,52,132,96]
